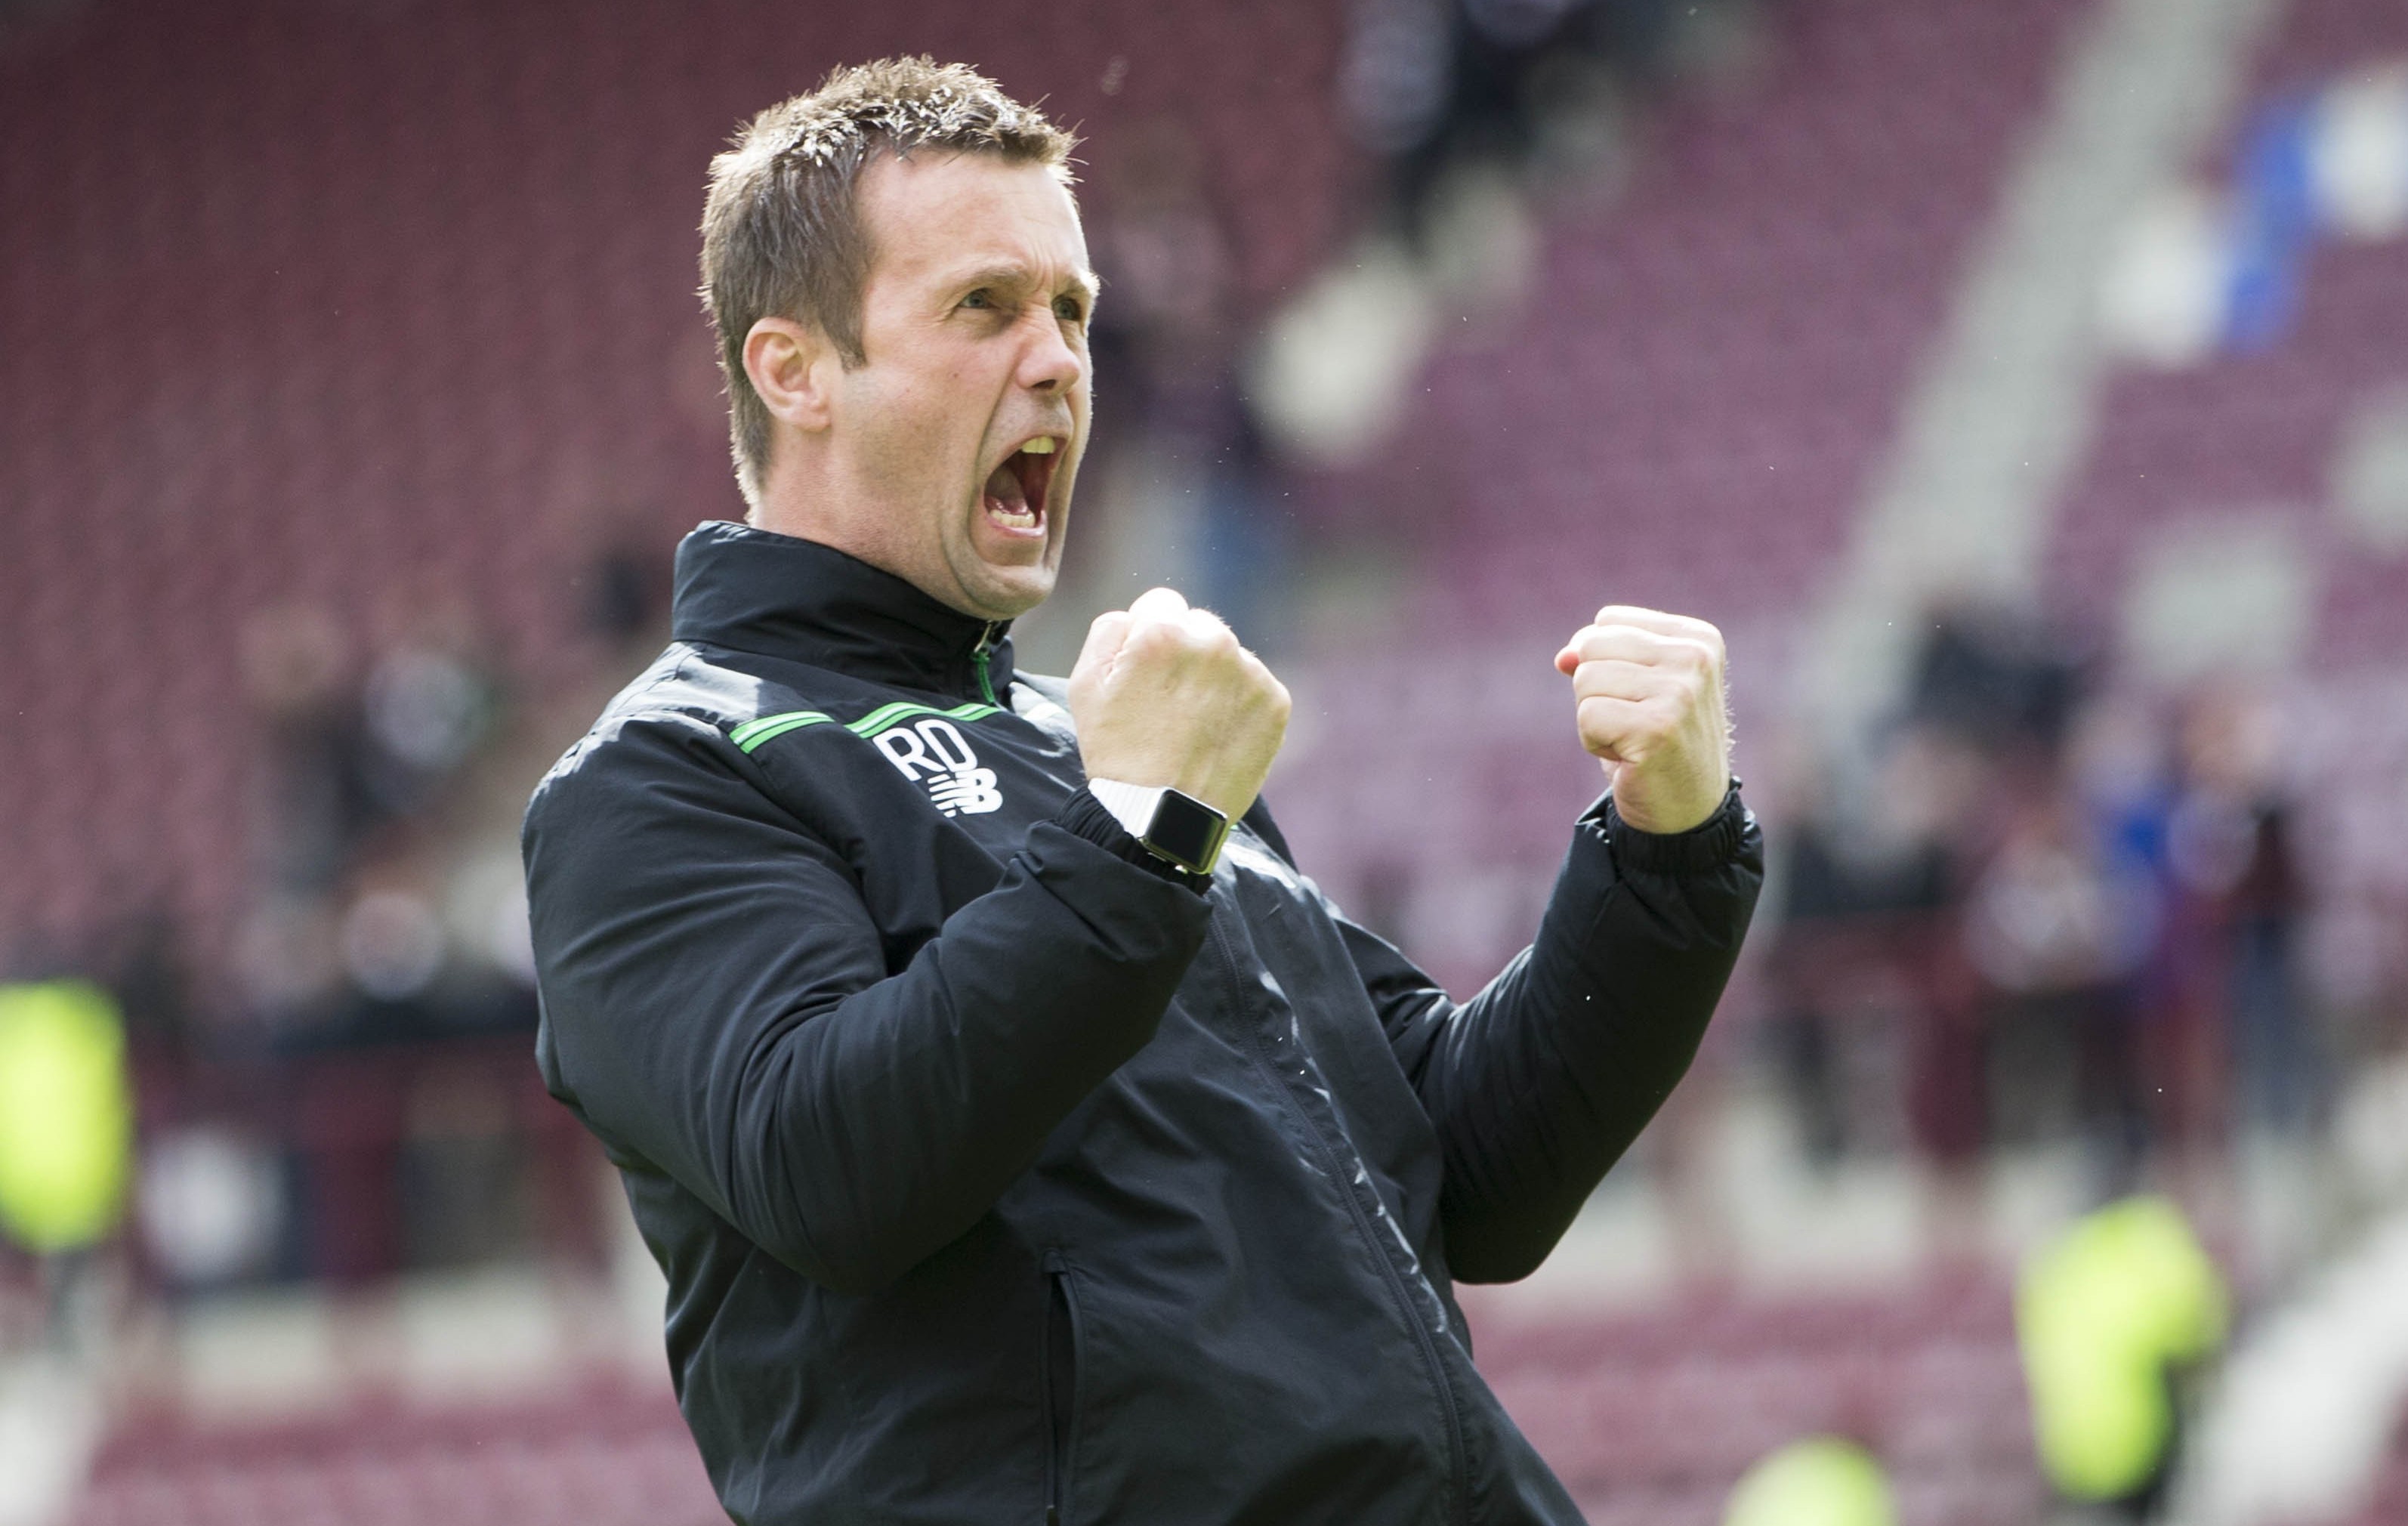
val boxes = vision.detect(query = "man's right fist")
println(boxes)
[1067,587,1290,823]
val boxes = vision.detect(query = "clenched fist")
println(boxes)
[1069,588,1291,822]
[1554,605,1732,835]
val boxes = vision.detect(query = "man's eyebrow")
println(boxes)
[951,264,1101,304]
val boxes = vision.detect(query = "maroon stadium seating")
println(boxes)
[1460,1280,2040,1524]
[73,1383,719,1526]
[2045,0,2408,657]
[65,1278,2038,1526]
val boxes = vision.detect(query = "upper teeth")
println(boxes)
[1021,437,1057,455]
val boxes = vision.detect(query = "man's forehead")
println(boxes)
[861,151,1091,285]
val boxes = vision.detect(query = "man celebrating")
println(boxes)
[523,57,1761,1525]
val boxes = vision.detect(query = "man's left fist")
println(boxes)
[1553,605,1732,835]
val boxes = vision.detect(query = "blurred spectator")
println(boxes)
[1341,0,1706,239]
[1906,603,2089,762]
[88,904,196,1069]
[135,1123,283,1291]
[0,981,133,1359]
[2166,688,2322,1141]
[1964,783,2157,1197]
[1082,117,1286,640]
[0,981,131,1260]
[1722,1435,1897,1526]
[1765,727,1966,1172]
[240,604,370,900]
[357,616,499,829]
[236,597,517,1048]
[2017,1194,2227,1521]
[1896,607,2095,1189]
[581,528,671,655]
[1091,118,1242,430]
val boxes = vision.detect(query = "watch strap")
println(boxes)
[1088,779,1230,876]
[1087,778,1169,842]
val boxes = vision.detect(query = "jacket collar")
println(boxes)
[668,521,1016,701]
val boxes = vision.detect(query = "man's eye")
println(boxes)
[962,290,993,310]
[1054,296,1086,323]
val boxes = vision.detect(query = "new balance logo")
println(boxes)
[870,717,1004,816]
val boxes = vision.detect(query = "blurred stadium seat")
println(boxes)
[1463,1278,2042,1525]
[72,1384,719,1526]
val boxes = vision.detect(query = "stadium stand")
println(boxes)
[70,1384,720,1526]
[1461,1280,2042,1526]
[2042,0,2408,1104]
[60,1280,2034,1526]
[1395,0,2095,626]
[2049,0,2408,658]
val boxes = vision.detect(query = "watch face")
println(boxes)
[1147,791,1227,873]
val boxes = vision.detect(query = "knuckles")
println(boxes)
[1190,619,1240,656]
[1113,612,1286,717]
[1125,610,1243,662]
[1122,616,1195,661]
[1580,609,1727,661]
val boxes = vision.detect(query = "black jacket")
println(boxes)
[523,521,1763,1525]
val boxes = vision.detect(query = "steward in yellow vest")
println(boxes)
[2017,1195,2227,1518]
[1723,1435,1896,1526]
[0,981,133,1256]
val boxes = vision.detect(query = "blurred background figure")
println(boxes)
[5,0,2408,1521]
[0,984,128,1526]
[2166,688,2322,1144]
[1723,1435,1897,1526]
[0,983,132,1331]
[2017,1195,2229,1522]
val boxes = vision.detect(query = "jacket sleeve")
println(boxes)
[1334,789,1763,1284]
[522,712,1212,1296]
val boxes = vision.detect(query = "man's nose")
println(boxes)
[1014,307,1084,394]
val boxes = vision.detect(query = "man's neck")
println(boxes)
[751,463,945,610]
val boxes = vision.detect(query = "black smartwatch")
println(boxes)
[1087,780,1233,877]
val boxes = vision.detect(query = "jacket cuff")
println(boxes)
[1057,788,1214,895]
[1585,782,1751,876]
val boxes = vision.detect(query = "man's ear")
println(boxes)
[743,316,838,433]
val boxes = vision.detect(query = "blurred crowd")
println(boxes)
[236,599,527,1048]
[1765,605,2333,1215]
[0,548,681,1316]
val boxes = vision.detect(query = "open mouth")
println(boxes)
[981,437,1060,537]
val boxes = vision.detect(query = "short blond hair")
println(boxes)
[699,58,1077,507]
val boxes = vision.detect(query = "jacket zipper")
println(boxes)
[972,622,1002,706]
[1206,922,1472,1526]
[1042,1256,1080,1526]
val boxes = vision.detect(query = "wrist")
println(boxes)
[1058,789,1215,893]
[1088,778,1231,879]
[1602,763,1729,836]
[1597,780,1750,874]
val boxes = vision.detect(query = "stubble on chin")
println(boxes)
[938,523,1049,621]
